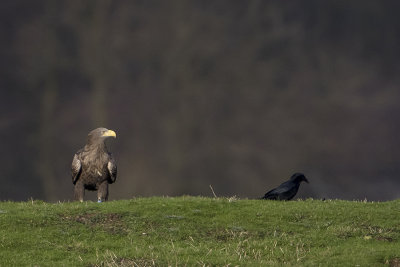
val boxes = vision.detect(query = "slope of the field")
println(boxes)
[0,197,399,266]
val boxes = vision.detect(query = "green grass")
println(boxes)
[0,197,399,266]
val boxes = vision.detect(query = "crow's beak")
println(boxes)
[304,177,309,183]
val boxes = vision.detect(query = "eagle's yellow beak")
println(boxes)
[102,129,116,138]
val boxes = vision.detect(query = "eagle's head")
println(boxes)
[87,127,116,145]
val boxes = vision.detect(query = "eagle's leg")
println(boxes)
[97,181,109,202]
[74,181,85,202]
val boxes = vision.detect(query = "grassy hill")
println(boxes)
[0,197,399,266]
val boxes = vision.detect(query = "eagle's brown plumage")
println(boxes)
[71,128,117,202]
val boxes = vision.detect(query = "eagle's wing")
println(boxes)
[71,154,82,185]
[107,155,117,184]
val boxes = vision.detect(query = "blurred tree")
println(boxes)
[15,1,64,200]
[77,0,113,127]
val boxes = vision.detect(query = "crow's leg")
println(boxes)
[97,182,109,202]
[74,181,85,202]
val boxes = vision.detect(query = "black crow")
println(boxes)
[261,173,309,200]
[71,128,117,202]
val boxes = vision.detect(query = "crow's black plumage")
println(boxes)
[71,128,117,202]
[261,173,309,200]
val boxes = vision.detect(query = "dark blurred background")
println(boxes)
[1,0,400,202]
